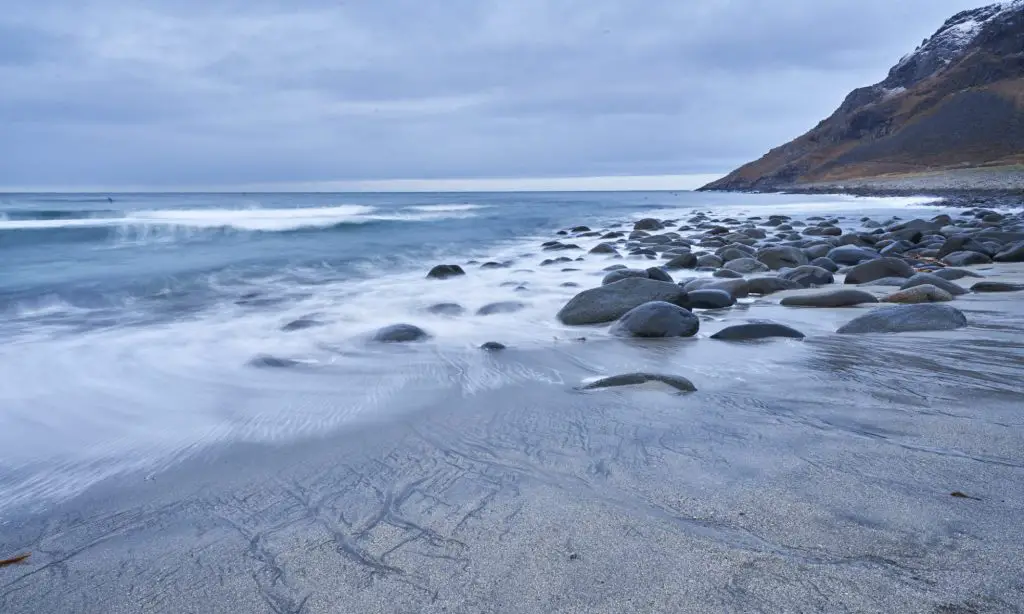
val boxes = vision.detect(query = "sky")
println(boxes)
[0,0,989,191]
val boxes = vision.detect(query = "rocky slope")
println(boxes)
[702,1,1024,192]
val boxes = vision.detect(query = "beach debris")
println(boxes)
[0,553,31,567]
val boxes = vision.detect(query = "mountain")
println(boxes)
[702,1,1024,192]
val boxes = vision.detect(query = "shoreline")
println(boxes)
[2,196,1024,613]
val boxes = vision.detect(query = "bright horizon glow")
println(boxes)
[0,174,724,194]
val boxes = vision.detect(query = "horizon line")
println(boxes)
[0,173,724,194]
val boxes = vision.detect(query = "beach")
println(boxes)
[1,192,1023,613]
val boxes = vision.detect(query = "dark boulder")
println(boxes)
[710,322,806,341]
[248,354,304,369]
[665,252,698,269]
[427,302,466,316]
[779,265,834,287]
[427,264,466,280]
[757,246,808,270]
[557,278,688,325]
[884,285,954,304]
[609,301,700,338]
[723,257,770,274]
[780,289,878,307]
[932,268,984,281]
[633,218,663,231]
[900,273,967,296]
[281,317,323,332]
[941,251,992,267]
[809,256,839,272]
[843,257,914,284]
[645,267,675,283]
[476,301,527,316]
[994,241,1024,263]
[837,304,968,334]
[713,269,744,279]
[683,289,735,309]
[481,341,507,351]
[746,276,802,295]
[372,324,432,343]
[589,243,619,255]
[971,281,1024,292]
[827,245,879,265]
[602,268,650,285]
[579,373,696,393]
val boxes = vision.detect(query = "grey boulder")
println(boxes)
[557,278,688,325]
[827,245,879,265]
[710,322,806,340]
[843,257,915,284]
[837,304,968,334]
[900,272,967,296]
[971,281,1024,292]
[994,241,1024,263]
[609,301,700,338]
[683,289,735,309]
[602,268,649,285]
[941,251,992,267]
[779,265,835,288]
[373,324,432,343]
[579,373,696,393]
[780,289,879,307]
[757,246,808,270]
[476,301,527,316]
[724,257,770,274]
[884,285,954,304]
[746,276,802,295]
[426,264,466,280]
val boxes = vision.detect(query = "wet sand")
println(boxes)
[2,261,1023,613]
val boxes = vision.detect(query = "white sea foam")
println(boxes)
[0,203,486,233]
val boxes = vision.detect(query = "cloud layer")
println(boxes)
[0,0,985,189]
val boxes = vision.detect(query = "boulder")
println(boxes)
[994,241,1024,263]
[602,268,649,285]
[827,245,879,265]
[931,268,984,281]
[803,244,832,259]
[837,304,968,334]
[480,341,507,351]
[426,303,466,316]
[579,373,696,393]
[858,276,909,287]
[281,317,323,332]
[589,243,619,255]
[713,269,744,279]
[746,276,803,295]
[683,289,735,309]
[609,301,700,338]
[557,278,688,325]
[665,252,698,269]
[809,256,839,272]
[372,324,432,343]
[476,301,527,316]
[634,218,663,231]
[779,265,834,287]
[723,257,770,274]
[757,246,808,270]
[937,235,995,259]
[843,257,914,284]
[884,285,954,304]
[697,254,724,268]
[645,267,675,283]
[710,322,806,341]
[248,355,303,369]
[941,251,992,267]
[780,289,879,307]
[427,264,466,280]
[900,273,967,296]
[971,281,1024,292]
[703,278,751,299]
[717,246,754,262]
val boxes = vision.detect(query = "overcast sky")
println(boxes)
[0,0,987,191]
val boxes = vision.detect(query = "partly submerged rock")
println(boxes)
[480,341,507,351]
[426,264,466,280]
[476,301,527,316]
[884,284,954,304]
[710,322,806,340]
[683,289,735,309]
[779,265,834,287]
[426,303,466,316]
[579,373,696,393]
[609,301,700,338]
[837,304,968,334]
[780,289,879,307]
[281,317,323,332]
[248,354,304,369]
[746,276,802,295]
[372,323,432,343]
[900,272,968,296]
[557,278,688,325]
[843,257,914,284]
[971,281,1024,292]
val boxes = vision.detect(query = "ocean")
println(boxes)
[0,190,959,511]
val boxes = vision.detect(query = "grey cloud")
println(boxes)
[0,0,989,188]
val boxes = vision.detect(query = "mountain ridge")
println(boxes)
[701,1,1024,193]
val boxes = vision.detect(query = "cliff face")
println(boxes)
[702,1,1024,192]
